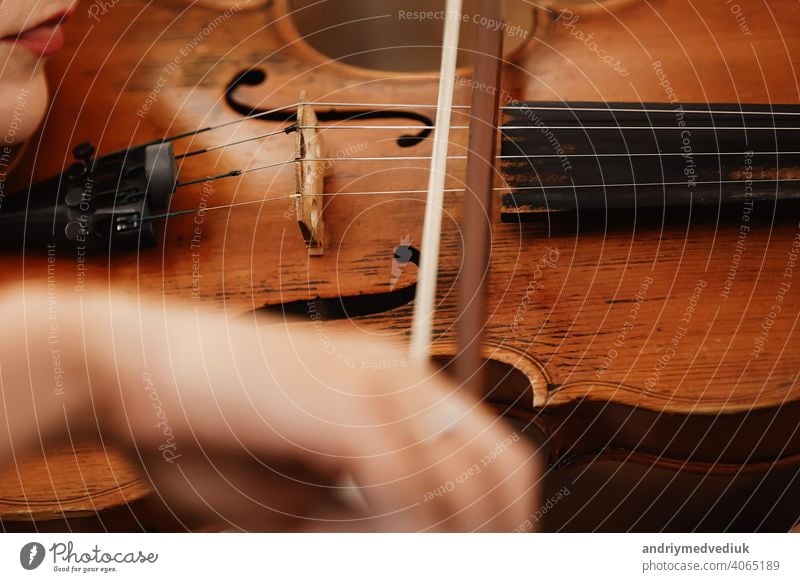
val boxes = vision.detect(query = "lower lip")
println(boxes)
[14,24,66,58]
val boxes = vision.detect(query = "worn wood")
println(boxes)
[2,0,800,523]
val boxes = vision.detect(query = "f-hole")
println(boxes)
[258,244,421,320]
[225,68,435,148]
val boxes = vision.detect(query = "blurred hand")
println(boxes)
[0,288,541,531]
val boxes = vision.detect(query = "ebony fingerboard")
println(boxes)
[499,102,800,219]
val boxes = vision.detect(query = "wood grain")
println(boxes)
[2,0,799,523]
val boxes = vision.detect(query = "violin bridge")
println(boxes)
[294,94,326,256]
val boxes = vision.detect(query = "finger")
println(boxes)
[403,405,493,531]
[413,406,528,531]
[336,382,463,531]
[469,420,541,531]
[354,379,494,531]
[345,422,447,531]
[404,389,541,532]
[447,402,542,531]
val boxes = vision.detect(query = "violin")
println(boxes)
[2,0,799,531]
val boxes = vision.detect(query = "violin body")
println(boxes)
[2,0,800,529]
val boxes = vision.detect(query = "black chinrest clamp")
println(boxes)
[0,141,178,253]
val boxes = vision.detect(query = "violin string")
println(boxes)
[160,100,800,156]
[300,151,800,162]
[174,159,294,188]
[303,101,800,117]
[165,100,800,163]
[147,177,800,223]
[296,124,800,131]
[146,196,294,221]
[173,123,800,162]
[166,103,800,184]
[173,150,800,184]
[496,177,800,191]
[145,102,301,147]
[310,177,800,195]
[172,142,800,193]
[174,128,294,160]
[142,101,800,159]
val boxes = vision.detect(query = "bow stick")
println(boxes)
[410,0,464,364]
[455,0,506,395]
[410,0,505,398]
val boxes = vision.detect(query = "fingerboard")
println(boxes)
[499,102,800,219]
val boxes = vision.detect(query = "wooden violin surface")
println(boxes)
[2,0,799,526]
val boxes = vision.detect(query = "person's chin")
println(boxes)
[0,56,49,145]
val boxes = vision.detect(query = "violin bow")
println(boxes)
[410,0,464,364]
[410,0,505,397]
[455,0,505,396]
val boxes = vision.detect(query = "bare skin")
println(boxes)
[0,0,75,143]
[0,288,540,531]
[0,1,540,531]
